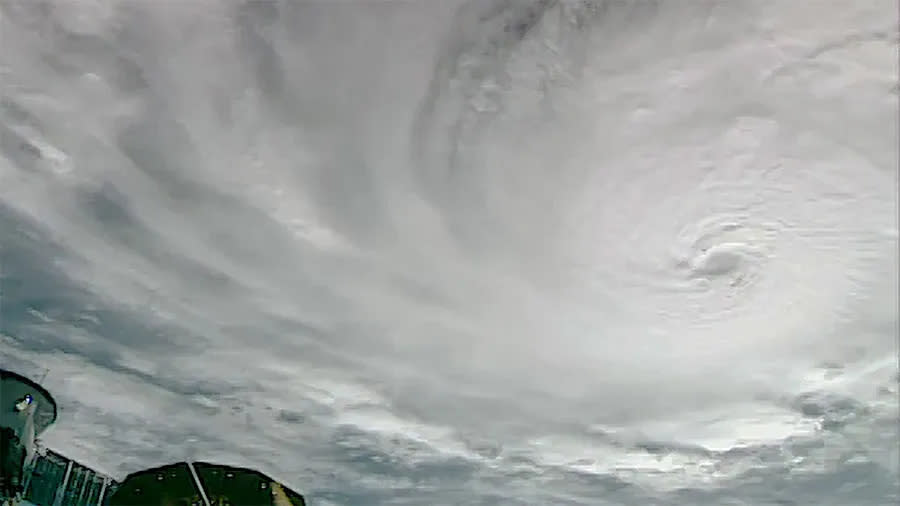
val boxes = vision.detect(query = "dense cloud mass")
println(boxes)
[1,1,897,504]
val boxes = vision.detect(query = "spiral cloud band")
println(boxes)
[413,0,897,385]
[1,0,897,504]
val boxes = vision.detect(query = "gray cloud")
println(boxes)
[1,0,897,504]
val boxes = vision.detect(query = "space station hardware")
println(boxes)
[2,369,305,506]
[107,461,306,506]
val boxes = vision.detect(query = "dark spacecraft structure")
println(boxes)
[1,369,59,503]
[107,461,306,506]
[1,369,305,506]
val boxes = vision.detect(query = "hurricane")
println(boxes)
[1,1,897,505]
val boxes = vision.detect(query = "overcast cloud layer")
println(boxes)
[1,1,898,505]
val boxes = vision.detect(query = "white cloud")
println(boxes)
[1,0,896,504]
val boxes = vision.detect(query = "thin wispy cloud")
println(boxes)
[1,1,897,504]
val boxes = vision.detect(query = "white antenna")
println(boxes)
[186,461,212,506]
[183,437,212,506]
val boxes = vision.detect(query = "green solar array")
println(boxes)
[2,371,305,505]
[23,450,116,506]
